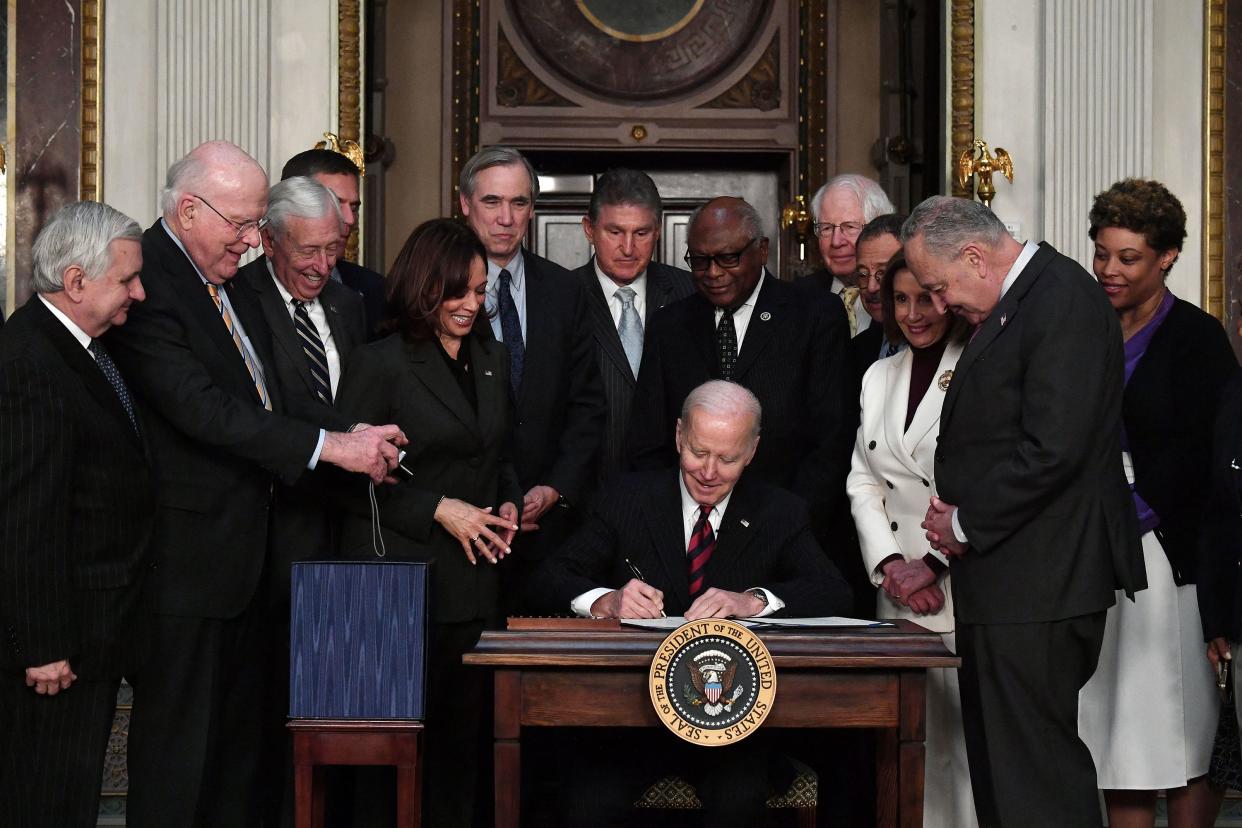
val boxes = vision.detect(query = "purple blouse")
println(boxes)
[1122,289,1175,533]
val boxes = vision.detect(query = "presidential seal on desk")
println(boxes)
[648,620,776,746]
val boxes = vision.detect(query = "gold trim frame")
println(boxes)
[950,0,974,198]
[338,0,363,261]
[81,0,102,201]
[1204,0,1225,321]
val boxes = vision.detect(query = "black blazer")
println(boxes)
[934,243,1145,624]
[235,257,368,591]
[106,221,321,619]
[336,258,387,341]
[628,273,852,536]
[335,330,524,624]
[570,258,695,481]
[534,470,853,617]
[0,298,154,678]
[1124,297,1235,584]
[1199,368,1242,641]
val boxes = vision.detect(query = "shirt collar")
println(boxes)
[38,295,93,351]
[593,258,647,299]
[266,259,317,309]
[487,250,525,292]
[716,271,764,315]
[161,217,210,285]
[677,471,734,524]
[1000,241,1041,300]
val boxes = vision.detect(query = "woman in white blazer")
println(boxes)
[847,252,974,828]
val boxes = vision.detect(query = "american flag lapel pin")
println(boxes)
[740,518,750,528]
[1000,314,1007,327]
[484,369,494,376]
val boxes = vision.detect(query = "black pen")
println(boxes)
[624,558,666,618]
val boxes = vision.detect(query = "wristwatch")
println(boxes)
[747,588,769,608]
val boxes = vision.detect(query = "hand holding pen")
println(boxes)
[589,558,667,619]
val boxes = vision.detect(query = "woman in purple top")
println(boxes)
[1078,179,1237,828]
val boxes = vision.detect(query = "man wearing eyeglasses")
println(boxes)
[628,196,850,554]
[106,140,407,828]
[798,174,897,337]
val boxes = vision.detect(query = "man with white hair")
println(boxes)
[799,173,896,336]
[538,380,851,826]
[0,201,151,827]
[106,140,406,827]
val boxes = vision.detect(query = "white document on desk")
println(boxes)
[620,616,893,630]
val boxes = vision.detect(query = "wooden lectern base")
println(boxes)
[287,719,425,828]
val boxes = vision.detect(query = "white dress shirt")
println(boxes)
[830,274,872,335]
[39,295,93,355]
[713,273,765,350]
[486,251,528,345]
[594,262,648,329]
[267,262,343,397]
[950,240,1041,545]
[569,475,784,617]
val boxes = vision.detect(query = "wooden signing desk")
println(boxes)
[464,620,958,828]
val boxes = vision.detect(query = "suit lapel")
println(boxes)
[686,294,718,377]
[706,476,759,587]
[470,334,505,444]
[902,341,964,477]
[583,262,634,382]
[880,349,925,480]
[732,273,778,380]
[405,336,480,437]
[644,264,684,324]
[321,285,359,368]
[645,472,691,610]
[248,259,318,399]
[517,257,551,408]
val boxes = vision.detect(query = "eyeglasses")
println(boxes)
[684,237,759,272]
[812,221,864,239]
[194,195,269,240]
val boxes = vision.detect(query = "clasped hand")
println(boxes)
[26,659,75,696]
[921,496,966,557]
[435,499,520,565]
[880,559,944,616]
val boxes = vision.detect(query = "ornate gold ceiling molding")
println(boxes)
[80,0,102,201]
[496,27,574,108]
[1203,0,1225,321]
[700,33,780,111]
[950,0,974,199]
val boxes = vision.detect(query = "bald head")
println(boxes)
[161,141,269,285]
[685,197,769,309]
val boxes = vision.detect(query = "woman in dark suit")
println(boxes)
[336,218,522,828]
[1078,179,1236,828]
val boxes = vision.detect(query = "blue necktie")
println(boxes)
[615,286,643,377]
[497,268,525,395]
[90,340,139,435]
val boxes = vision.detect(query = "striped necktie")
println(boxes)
[716,308,738,381]
[687,505,716,599]
[206,283,271,411]
[839,286,860,337]
[292,299,332,405]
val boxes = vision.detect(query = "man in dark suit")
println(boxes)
[538,380,852,827]
[571,167,694,481]
[629,196,851,563]
[106,140,405,828]
[0,201,152,827]
[904,196,1145,827]
[797,174,896,337]
[281,148,386,338]
[459,146,606,612]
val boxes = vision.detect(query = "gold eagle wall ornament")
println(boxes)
[957,139,1013,209]
[314,131,366,176]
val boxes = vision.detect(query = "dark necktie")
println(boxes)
[292,299,332,405]
[497,268,525,395]
[89,340,139,435]
[716,308,738,380]
[687,505,716,600]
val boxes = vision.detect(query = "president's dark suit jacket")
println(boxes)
[0,298,154,678]
[235,257,367,593]
[571,258,694,481]
[1124,297,1235,585]
[1198,368,1242,642]
[628,273,852,536]
[106,222,321,619]
[335,330,524,624]
[536,470,853,617]
[495,251,607,557]
[934,242,1145,624]
[336,258,387,341]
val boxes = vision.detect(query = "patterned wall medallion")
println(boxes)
[508,0,771,100]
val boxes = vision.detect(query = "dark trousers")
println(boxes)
[957,613,1107,828]
[0,674,120,827]
[125,601,270,828]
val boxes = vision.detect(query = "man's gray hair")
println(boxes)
[265,176,344,238]
[588,168,662,223]
[31,201,142,294]
[459,145,540,202]
[680,380,762,443]
[811,174,895,223]
[687,199,765,241]
[900,195,1008,258]
[159,152,210,216]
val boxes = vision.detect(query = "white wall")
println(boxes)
[973,0,1204,304]
[103,0,339,226]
